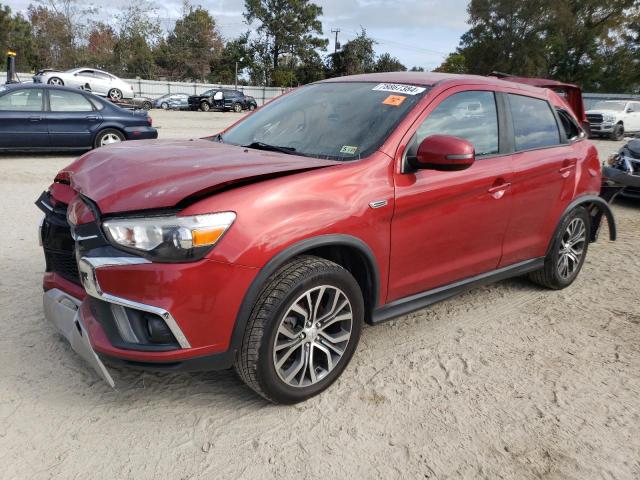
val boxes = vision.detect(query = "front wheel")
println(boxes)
[160,102,169,110]
[200,101,210,112]
[108,88,123,101]
[611,124,624,141]
[235,255,364,404]
[233,102,243,113]
[529,207,590,290]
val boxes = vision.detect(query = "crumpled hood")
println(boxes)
[65,139,339,214]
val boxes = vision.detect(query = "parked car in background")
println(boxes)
[586,100,640,140]
[33,68,134,101]
[129,96,154,111]
[0,84,156,150]
[188,89,258,112]
[154,93,190,110]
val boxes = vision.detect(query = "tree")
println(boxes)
[209,32,252,84]
[28,4,75,69]
[410,66,425,72]
[327,28,376,76]
[244,0,328,86]
[374,52,406,72]
[0,4,37,71]
[434,52,467,73]
[159,2,223,81]
[113,1,161,78]
[85,23,117,71]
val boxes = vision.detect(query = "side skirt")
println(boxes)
[371,258,544,325]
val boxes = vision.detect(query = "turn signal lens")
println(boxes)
[192,227,226,246]
[67,196,96,226]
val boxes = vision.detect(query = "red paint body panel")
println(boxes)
[41,72,603,365]
[64,139,340,214]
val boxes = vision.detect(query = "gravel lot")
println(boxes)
[1,110,639,480]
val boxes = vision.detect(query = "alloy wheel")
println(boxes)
[109,89,122,101]
[557,217,586,279]
[273,285,353,388]
[48,77,63,85]
[100,133,122,146]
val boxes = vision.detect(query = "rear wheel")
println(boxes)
[94,128,125,148]
[160,102,169,110]
[48,77,64,86]
[141,101,152,111]
[235,255,364,404]
[248,104,256,111]
[200,101,210,112]
[529,207,590,290]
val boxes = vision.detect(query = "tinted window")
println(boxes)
[414,90,499,156]
[557,109,582,141]
[49,90,94,112]
[509,94,560,150]
[0,88,44,111]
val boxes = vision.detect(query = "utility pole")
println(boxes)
[331,28,341,54]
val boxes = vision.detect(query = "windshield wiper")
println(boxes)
[243,141,297,155]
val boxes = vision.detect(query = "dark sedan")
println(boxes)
[0,84,157,151]
[188,89,258,112]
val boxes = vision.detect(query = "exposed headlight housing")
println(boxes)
[603,113,616,122]
[102,212,236,262]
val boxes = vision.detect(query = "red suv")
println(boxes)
[37,72,616,404]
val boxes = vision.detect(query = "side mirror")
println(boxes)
[409,135,475,171]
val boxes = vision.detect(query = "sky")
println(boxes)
[6,0,471,70]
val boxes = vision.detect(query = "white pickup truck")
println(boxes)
[586,100,640,140]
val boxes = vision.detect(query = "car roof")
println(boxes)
[3,83,101,94]
[318,71,547,94]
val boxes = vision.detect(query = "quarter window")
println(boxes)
[0,89,44,111]
[49,90,94,112]
[557,109,582,142]
[508,94,560,151]
[414,90,499,157]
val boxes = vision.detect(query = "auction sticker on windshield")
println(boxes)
[340,146,358,155]
[382,95,407,106]
[372,83,426,95]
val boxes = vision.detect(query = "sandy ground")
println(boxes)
[0,110,639,480]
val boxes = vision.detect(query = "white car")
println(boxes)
[33,68,134,101]
[586,100,640,140]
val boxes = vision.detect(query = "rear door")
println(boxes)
[499,93,577,266]
[0,87,48,148]
[46,89,102,148]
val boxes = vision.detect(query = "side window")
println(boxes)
[413,90,499,156]
[0,89,44,111]
[49,90,94,112]
[557,109,582,142]
[508,94,560,151]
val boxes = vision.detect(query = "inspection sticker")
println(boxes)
[372,83,426,95]
[340,145,358,155]
[382,95,407,106]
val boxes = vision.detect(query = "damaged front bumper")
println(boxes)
[602,164,640,201]
[43,288,115,387]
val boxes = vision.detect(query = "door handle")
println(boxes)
[488,182,511,199]
[29,115,43,122]
[86,115,98,121]
[559,164,575,177]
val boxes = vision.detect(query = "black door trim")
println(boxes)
[371,257,544,325]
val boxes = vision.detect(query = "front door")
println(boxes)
[389,88,513,301]
[0,87,48,148]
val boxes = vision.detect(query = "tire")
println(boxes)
[48,77,64,86]
[248,104,256,111]
[108,88,123,101]
[94,128,125,149]
[200,101,210,112]
[611,123,624,141]
[160,102,169,110]
[529,207,590,290]
[141,101,152,111]
[233,102,243,113]
[235,255,364,404]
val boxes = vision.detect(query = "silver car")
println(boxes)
[33,68,134,100]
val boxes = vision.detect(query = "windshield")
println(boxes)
[220,82,429,160]
[202,89,214,96]
[592,101,627,111]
